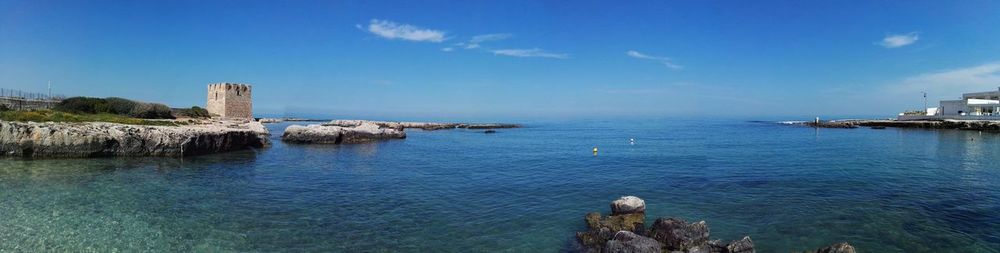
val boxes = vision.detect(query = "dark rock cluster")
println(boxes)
[575,196,856,253]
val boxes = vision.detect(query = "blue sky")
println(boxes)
[2,0,999,120]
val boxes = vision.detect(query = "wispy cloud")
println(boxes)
[491,48,568,59]
[877,32,919,48]
[897,62,1000,92]
[441,47,454,52]
[363,19,446,43]
[626,50,682,70]
[456,33,512,49]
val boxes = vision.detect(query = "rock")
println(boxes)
[326,120,520,131]
[647,217,710,251]
[611,196,646,215]
[603,231,663,253]
[577,211,646,249]
[281,125,342,144]
[258,118,283,123]
[808,242,855,253]
[282,122,405,144]
[460,123,521,129]
[484,130,497,134]
[0,120,270,158]
[725,236,754,253]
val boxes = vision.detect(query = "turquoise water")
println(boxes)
[1,119,999,252]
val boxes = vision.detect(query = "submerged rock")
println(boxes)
[603,231,663,253]
[647,217,711,251]
[0,120,270,158]
[611,196,646,215]
[282,122,405,144]
[807,242,855,253]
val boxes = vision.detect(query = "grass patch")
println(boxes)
[0,110,179,126]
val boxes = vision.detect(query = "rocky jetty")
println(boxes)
[282,121,406,144]
[575,196,855,253]
[0,120,270,158]
[327,119,520,131]
[800,119,1000,131]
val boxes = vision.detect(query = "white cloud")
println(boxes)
[878,32,919,48]
[491,48,568,59]
[364,19,446,43]
[895,62,1000,94]
[626,50,682,70]
[457,33,511,50]
[441,47,454,52]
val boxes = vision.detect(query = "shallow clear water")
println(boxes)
[1,119,999,252]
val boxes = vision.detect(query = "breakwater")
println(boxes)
[804,119,1000,131]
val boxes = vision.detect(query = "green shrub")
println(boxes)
[55,97,106,114]
[175,106,210,118]
[54,96,174,119]
[0,104,10,112]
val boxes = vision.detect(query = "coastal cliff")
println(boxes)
[0,120,270,158]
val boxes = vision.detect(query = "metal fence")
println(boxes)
[0,88,65,111]
[0,88,65,101]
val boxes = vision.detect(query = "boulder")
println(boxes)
[809,242,855,253]
[577,212,646,249]
[611,196,646,215]
[647,217,710,251]
[282,123,406,144]
[725,236,754,253]
[603,231,663,253]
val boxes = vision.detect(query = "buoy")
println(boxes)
[593,147,599,155]
[629,138,635,145]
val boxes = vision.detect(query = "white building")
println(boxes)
[938,90,1000,116]
[899,88,1000,120]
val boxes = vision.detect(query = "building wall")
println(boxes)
[206,83,253,119]
[939,100,967,116]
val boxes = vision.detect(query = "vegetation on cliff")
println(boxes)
[54,97,174,119]
[0,110,179,126]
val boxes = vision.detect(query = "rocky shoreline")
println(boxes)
[0,120,270,158]
[575,196,855,253]
[326,119,520,131]
[802,119,1000,131]
[282,119,519,144]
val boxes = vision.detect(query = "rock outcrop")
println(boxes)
[799,119,1000,131]
[0,120,270,158]
[327,119,520,131]
[282,122,405,144]
[611,196,646,215]
[575,196,858,253]
[603,231,663,253]
[647,217,711,252]
[806,242,855,253]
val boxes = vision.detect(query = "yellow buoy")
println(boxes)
[592,147,598,155]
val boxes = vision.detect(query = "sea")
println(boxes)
[1,118,998,252]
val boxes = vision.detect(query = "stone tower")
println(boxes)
[207,83,253,119]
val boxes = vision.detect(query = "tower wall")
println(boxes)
[206,83,253,119]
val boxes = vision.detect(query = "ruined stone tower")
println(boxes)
[207,83,253,119]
